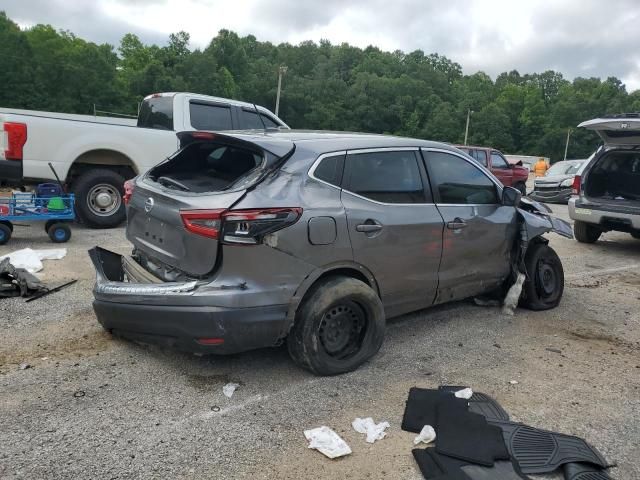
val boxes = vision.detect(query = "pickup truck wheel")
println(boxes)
[515,182,527,196]
[73,169,126,228]
[520,243,564,310]
[574,220,601,243]
[0,223,12,245]
[287,277,385,376]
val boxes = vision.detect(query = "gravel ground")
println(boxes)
[1,204,639,480]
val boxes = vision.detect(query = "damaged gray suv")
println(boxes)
[90,131,572,375]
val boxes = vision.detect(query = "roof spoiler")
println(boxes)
[176,131,295,159]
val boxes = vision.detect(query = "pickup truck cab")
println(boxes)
[0,92,288,228]
[456,145,529,195]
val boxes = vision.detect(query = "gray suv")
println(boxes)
[90,131,569,375]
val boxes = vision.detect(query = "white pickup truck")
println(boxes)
[0,92,288,228]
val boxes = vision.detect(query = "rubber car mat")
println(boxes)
[489,420,609,474]
[402,388,467,433]
[413,448,527,480]
[438,386,510,421]
[435,397,510,467]
[564,462,612,480]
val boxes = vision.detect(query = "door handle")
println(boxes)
[446,218,467,230]
[356,222,383,233]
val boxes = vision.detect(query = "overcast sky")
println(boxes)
[4,0,640,91]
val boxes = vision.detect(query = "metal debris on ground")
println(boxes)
[25,279,77,303]
[0,258,47,298]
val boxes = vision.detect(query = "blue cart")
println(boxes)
[0,184,75,245]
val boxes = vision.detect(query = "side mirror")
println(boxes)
[502,186,522,207]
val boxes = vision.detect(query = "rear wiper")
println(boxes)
[157,176,191,192]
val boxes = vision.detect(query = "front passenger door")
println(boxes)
[422,149,518,304]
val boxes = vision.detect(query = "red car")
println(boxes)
[455,145,529,195]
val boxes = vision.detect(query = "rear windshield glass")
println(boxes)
[148,142,264,193]
[137,97,173,130]
[547,162,583,176]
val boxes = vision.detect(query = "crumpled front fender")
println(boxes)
[517,197,573,240]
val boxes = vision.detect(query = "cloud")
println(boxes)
[3,0,640,91]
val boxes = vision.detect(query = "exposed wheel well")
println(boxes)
[66,149,137,184]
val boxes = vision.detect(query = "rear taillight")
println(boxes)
[123,179,135,205]
[572,175,581,195]
[180,209,225,239]
[180,207,302,244]
[3,122,27,161]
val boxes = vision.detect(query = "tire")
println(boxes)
[0,223,11,245]
[631,231,640,240]
[519,243,564,311]
[72,169,126,228]
[574,220,601,243]
[0,220,13,232]
[44,220,56,233]
[287,277,385,376]
[48,222,71,243]
[515,182,527,196]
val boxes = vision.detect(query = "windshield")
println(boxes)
[546,161,583,176]
[137,96,174,130]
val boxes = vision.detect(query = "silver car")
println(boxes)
[90,131,570,375]
[529,159,587,204]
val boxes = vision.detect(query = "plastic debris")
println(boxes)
[352,417,390,443]
[454,387,473,400]
[222,383,240,398]
[19,363,31,370]
[509,380,519,385]
[304,426,352,458]
[0,248,67,274]
[502,272,526,315]
[413,425,437,445]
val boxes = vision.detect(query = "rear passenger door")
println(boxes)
[422,149,518,303]
[490,151,513,186]
[341,148,444,317]
[188,101,235,131]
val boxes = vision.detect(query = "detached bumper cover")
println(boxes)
[89,247,288,354]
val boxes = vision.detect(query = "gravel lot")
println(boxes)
[1,203,639,480]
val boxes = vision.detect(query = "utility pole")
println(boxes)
[563,127,572,161]
[464,109,473,145]
[275,65,288,117]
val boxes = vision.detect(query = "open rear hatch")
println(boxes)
[579,115,640,145]
[126,132,294,279]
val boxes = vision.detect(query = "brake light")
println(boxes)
[123,179,135,205]
[179,207,303,244]
[3,122,27,160]
[180,209,225,239]
[196,337,225,346]
[191,132,216,140]
[572,175,581,195]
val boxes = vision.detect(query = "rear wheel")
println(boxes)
[0,223,12,245]
[48,223,71,243]
[287,277,385,376]
[72,169,126,228]
[574,220,601,243]
[514,182,527,196]
[520,243,564,310]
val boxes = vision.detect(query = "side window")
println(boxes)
[346,151,428,204]
[425,151,499,205]
[313,154,344,187]
[189,102,233,130]
[242,109,281,129]
[475,150,488,167]
[491,152,509,169]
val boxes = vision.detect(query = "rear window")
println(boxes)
[148,142,263,193]
[189,103,233,131]
[137,97,173,130]
[242,109,281,129]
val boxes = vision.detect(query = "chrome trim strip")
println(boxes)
[96,281,198,295]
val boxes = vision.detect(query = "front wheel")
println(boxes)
[287,277,385,375]
[72,169,126,228]
[519,243,564,310]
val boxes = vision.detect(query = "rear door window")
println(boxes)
[424,151,499,204]
[137,96,174,130]
[345,150,429,203]
[189,102,233,130]
[474,150,488,167]
[242,109,281,129]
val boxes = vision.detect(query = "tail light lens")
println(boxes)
[123,179,135,205]
[180,207,302,244]
[180,209,225,239]
[572,175,581,195]
[3,122,27,161]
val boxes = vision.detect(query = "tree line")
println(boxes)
[2,11,639,161]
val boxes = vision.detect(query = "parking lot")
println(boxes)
[1,203,639,479]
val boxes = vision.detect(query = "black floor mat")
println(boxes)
[564,462,612,480]
[413,448,527,480]
[490,420,609,474]
[438,386,509,421]
[402,388,467,433]
[435,397,510,467]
